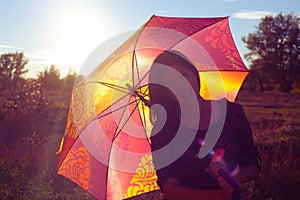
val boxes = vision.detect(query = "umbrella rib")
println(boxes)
[138,85,150,121]
[136,98,152,145]
[57,96,139,173]
[124,86,152,143]
[98,81,129,94]
[111,92,135,141]
[114,85,151,143]
[94,98,138,120]
[74,81,129,94]
[137,98,152,145]
[98,81,128,90]
[112,98,151,146]
[132,67,151,93]
[112,96,139,142]
[102,93,150,200]
[129,15,155,88]
[132,52,135,87]
[125,65,151,106]
[199,69,249,72]
[132,15,155,52]
[139,86,151,141]
[134,53,142,88]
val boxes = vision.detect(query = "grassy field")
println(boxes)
[1,90,300,199]
[236,91,300,199]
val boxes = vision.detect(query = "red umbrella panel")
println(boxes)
[57,15,249,200]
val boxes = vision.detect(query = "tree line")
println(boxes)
[0,52,76,146]
[0,52,94,199]
[242,12,300,92]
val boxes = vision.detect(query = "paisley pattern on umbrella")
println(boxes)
[124,155,159,198]
[57,145,91,191]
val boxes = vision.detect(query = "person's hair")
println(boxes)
[148,50,200,131]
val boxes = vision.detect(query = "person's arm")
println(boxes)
[162,177,226,200]
[209,160,259,184]
[208,160,259,199]
[232,165,259,184]
[236,104,261,182]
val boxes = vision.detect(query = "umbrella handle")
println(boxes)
[126,83,150,107]
[208,148,241,199]
[218,168,241,191]
[218,168,242,200]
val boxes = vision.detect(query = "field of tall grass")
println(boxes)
[1,90,299,199]
[236,91,300,199]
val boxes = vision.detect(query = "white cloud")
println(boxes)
[232,10,275,19]
[222,0,238,2]
[25,51,49,61]
[24,49,80,78]
[22,51,54,77]
[0,44,15,49]
[156,9,166,14]
[0,46,76,78]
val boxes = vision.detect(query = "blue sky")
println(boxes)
[1,0,299,77]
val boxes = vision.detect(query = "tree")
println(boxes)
[0,52,49,146]
[1,79,49,144]
[61,69,77,91]
[0,52,28,123]
[0,52,28,94]
[38,65,62,90]
[242,13,300,92]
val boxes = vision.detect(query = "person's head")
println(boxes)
[148,50,201,129]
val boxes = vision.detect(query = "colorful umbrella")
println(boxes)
[57,15,249,200]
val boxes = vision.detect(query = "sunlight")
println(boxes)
[58,10,101,71]
[51,4,115,75]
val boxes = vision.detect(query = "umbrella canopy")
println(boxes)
[57,15,249,200]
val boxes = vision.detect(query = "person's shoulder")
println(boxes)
[213,98,244,113]
[204,98,244,116]
[227,99,243,110]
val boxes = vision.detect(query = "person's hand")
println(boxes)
[207,159,227,179]
[217,176,234,200]
[207,160,234,200]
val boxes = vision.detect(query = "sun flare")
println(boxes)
[50,4,114,75]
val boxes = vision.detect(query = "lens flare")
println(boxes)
[210,147,225,161]
[198,138,205,146]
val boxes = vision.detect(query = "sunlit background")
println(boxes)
[0,0,299,77]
